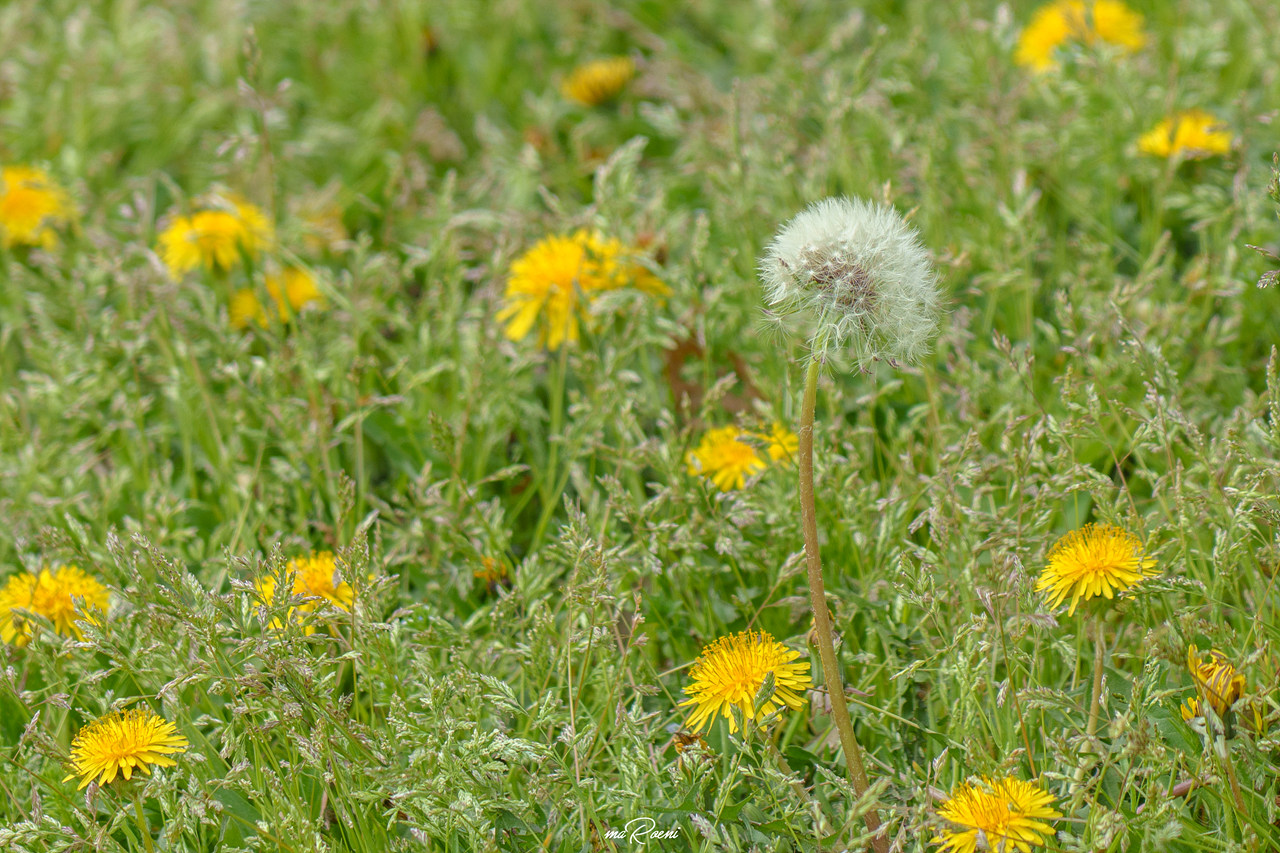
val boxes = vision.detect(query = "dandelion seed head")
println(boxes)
[759,196,941,368]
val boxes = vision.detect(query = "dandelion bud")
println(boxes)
[759,196,941,368]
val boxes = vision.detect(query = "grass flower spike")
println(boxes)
[64,708,189,790]
[934,776,1062,853]
[158,195,274,277]
[686,426,767,492]
[1015,1,1147,72]
[1138,110,1234,160]
[0,166,72,248]
[760,197,941,367]
[0,565,109,646]
[680,630,811,733]
[254,551,355,632]
[1035,523,1157,615]
[561,57,635,106]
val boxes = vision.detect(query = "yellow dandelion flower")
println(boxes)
[1034,523,1157,615]
[1180,695,1202,724]
[0,166,72,249]
[686,426,768,492]
[230,268,326,330]
[576,230,669,298]
[229,289,268,330]
[561,57,634,106]
[1015,1,1146,72]
[497,230,665,349]
[157,195,274,278]
[758,423,798,464]
[1138,110,1234,160]
[679,630,812,734]
[933,776,1062,853]
[63,708,188,790]
[0,565,109,646]
[254,551,354,632]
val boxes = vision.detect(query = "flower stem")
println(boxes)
[798,356,887,853]
[131,788,155,853]
[1073,620,1106,789]
[1086,624,1105,742]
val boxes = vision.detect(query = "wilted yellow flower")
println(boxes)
[254,551,354,632]
[497,229,665,349]
[679,630,811,733]
[1138,110,1233,160]
[934,776,1062,853]
[686,426,768,492]
[157,195,274,277]
[759,423,798,463]
[0,166,72,249]
[1187,645,1245,719]
[0,565,109,646]
[1015,1,1146,72]
[64,708,188,790]
[1035,523,1157,615]
[561,57,634,106]
[1185,645,1268,736]
[230,268,326,329]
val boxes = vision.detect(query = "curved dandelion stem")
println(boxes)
[798,356,887,853]
[131,788,155,853]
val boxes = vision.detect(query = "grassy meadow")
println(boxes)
[2,0,1280,850]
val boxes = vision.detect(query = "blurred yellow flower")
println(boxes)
[254,551,354,632]
[686,426,768,492]
[0,565,109,646]
[158,195,274,277]
[497,229,665,349]
[679,630,811,733]
[474,556,511,593]
[1035,523,1157,615]
[759,423,798,463]
[64,708,188,790]
[230,268,326,329]
[0,166,72,249]
[1015,1,1146,72]
[934,776,1061,853]
[1138,110,1233,160]
[561,57,634,106]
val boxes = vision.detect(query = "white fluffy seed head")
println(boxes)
[759,196,941,368]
